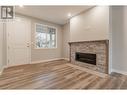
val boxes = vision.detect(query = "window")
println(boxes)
[35,23,57,49]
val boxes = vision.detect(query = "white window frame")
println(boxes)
[34,23,57,49]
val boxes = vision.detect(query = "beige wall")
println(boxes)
[70,6,109,42]
[111,6,127,74]
[31,19,63,62]
[0,23,7,72]
[1,6,110,69]
[0,23,4,72]
[16,14,63,62]
[62,23,70,59]
[62,6,110,61]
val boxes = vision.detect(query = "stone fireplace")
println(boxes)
[69,40,109,74]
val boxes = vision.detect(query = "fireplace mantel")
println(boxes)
[68,39,109,44]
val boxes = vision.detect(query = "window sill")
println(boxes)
[34,47,57,50]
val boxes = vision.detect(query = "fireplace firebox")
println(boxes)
[75,52,96,65]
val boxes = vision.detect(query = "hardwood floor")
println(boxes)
[0,60,127,89]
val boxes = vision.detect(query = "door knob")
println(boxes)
[27,43,30,47]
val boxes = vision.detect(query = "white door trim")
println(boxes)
[6,17,31,67]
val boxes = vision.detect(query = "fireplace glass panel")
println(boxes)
[75,52,96,65]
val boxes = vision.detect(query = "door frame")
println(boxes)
[6,17,31,67]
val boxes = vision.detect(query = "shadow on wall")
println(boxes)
[112,6,127,73]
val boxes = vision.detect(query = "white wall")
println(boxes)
[62,6,110,62]
[0,23,7,72]
[62,23,70,60]
[109,7,113,74]
[111,6,127,74]
[31,18,63,62]
[0,23,4,73]
[70,6,109,42]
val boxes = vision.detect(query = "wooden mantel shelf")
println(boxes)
[68,39,109,45]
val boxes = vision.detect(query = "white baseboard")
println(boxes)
[5,62,31,68]
[31,58,63,64]
[0,71,3,75]
[0,67,4,75]
[112,69,127,75]
[62,58,70,61]
[0,58,69,75]
[4,58,68,68]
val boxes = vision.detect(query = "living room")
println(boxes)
[0,5,127,89]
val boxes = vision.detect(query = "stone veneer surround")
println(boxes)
[69,40,109,74]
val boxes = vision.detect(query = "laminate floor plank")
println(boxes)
[0,60,126,89]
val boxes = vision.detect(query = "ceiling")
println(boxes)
[15,6,93,25]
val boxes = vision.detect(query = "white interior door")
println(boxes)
[7,18,31,66]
